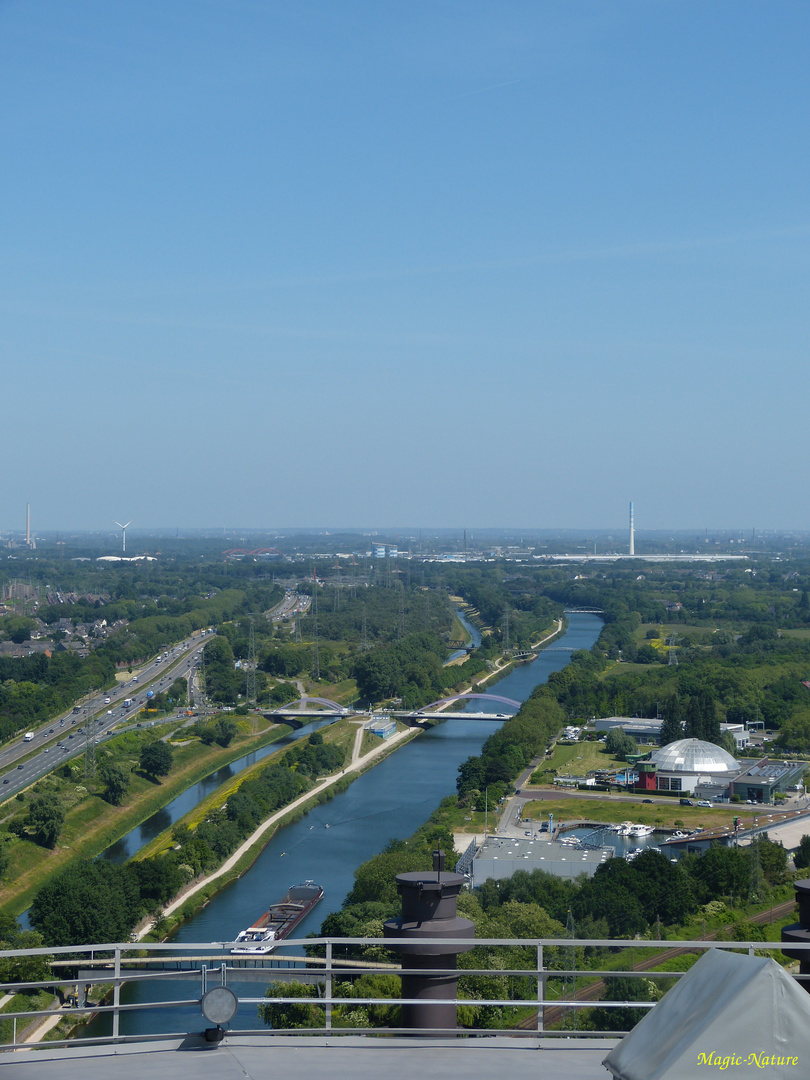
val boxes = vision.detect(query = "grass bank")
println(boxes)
[0,715,294,918]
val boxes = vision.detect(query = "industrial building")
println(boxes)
[458,834,613,887]
[594,716,749,749]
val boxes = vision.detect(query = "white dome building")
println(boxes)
[642,738,740,798]
[651,738,739,774]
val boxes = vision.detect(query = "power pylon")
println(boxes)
[562,908,578,1030]
[360,602,369,652]
[197,645,206,705]
[668,633,679,666]
[748,837,764,905]
[245,619,256,707]
[311,572,320,680]
[84,720,96,780]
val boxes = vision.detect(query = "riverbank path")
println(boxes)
[154,723,416,926]
[473,619,563,687]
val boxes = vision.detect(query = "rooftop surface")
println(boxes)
[0,1035,616,1080]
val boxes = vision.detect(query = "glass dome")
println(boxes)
[650,738,739,773]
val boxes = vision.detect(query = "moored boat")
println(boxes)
[629,823,654,836]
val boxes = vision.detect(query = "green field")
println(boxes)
[517,794,774,833]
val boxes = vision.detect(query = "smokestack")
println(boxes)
[26,503,30,546]
[629,501,635,556]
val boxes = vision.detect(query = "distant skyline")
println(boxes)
[3,2,810,531]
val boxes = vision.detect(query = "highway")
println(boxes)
[0,632,210,801]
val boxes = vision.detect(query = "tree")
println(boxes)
[794,835,810,871]
[604,727,638,761]
[214,717,237,747]
[28,793,65,849]
[587,976,661,1032]
[140,740,173,779]
[659,698,684,747]
[3,616,36,644]
[259,980,323,1029]
[100,762,130,805]
[0,918,51,984]
[30,860,141,947]
[718,730,738,756]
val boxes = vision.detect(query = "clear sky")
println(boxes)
[2,1,809,534]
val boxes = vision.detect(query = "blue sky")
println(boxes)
[2,1,809,533]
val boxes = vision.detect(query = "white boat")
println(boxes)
[629,824,654,836]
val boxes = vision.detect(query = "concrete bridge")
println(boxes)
[265,696,350,726]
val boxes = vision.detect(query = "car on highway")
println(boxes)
[17,764,23,770]
[697,800,713,808]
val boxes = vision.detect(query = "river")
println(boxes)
[78,611,603,1038]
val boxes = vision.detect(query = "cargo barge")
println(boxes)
[231,881,323,954]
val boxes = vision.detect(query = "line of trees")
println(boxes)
[29,731,348,946]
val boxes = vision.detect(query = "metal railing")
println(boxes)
[0,935,807,1051]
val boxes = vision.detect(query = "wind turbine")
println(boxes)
[114,520,132,554]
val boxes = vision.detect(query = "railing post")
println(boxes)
[325,941,332,1030]
[112,947,121,1040]
[537,944,545,1033]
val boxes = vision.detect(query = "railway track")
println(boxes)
[515,897,797,1029]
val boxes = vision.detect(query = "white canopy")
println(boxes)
[602,948,808,1080]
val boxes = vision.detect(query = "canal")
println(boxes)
[79,611,603,1038]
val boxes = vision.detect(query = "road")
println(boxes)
[0,633,210,801]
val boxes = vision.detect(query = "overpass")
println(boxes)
[400,692,522,723]
[265,696,350,724]
[400,710,515,721]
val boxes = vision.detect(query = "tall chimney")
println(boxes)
[629,501,635,556]
[26,503,30,546]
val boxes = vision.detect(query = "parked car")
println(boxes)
[697,800,712,808]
